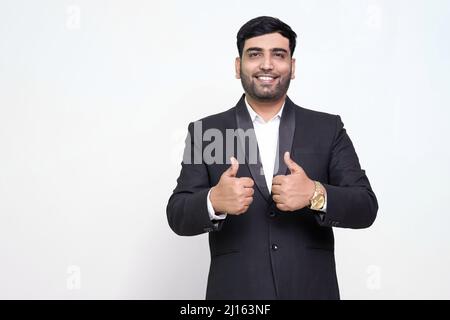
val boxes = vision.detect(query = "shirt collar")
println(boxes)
[245,96,285,124]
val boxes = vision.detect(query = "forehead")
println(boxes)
[243,32,290,51]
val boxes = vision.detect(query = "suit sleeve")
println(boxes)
[314,115,378,229]
[166,122,224,236]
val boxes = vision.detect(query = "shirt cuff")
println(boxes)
[207,189,227,221]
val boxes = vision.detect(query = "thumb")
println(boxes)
[284,151,301,174]
[226,157,239,177]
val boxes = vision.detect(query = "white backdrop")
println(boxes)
[1,0,449,299]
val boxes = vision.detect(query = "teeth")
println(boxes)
[258,76,274,81]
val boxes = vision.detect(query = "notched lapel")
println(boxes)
[274,96,296,177]
[234,95,270,201]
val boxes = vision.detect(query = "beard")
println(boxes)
[240,69,292,102]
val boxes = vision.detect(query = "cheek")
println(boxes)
[241,62,259,75]
[277,63,292,75]
[242,70,256,82]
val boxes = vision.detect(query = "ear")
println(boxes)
[291,57,296,80]
[235,57,241,79]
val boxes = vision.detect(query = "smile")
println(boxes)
[255,75,279,84]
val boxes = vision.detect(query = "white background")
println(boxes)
[1,0,449,299]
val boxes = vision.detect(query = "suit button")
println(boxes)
[269,211,276,217]
[271,244,278,251]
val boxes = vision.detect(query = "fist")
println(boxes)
[271,152,315,211]
[210,157,255,215]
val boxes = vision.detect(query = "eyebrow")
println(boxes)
[246,47,289,54]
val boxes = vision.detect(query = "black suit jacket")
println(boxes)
[167,94,378,300]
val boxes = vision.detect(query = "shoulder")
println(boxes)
[188,106,236,132]
[294,103,338,122]
[198,107,235,123]
[287,99,344,140]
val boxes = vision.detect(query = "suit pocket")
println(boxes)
[306,246,334,252]
[211,249,240,259]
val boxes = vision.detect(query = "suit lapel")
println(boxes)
[235,94,270,201]
[274,96,296,177]
[234,94,297,202]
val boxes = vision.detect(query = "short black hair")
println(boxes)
[236,16,297,58]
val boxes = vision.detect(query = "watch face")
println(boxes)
[312,195,325,210]
[316,196,325,208]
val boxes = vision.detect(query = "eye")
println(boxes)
[248,52,261,58]
[274,52,286,58]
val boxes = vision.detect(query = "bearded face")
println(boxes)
[236,33,295,103]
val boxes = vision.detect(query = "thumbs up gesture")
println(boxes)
[271,152,316,211]
[210,157,255,215]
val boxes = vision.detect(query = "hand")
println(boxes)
[271,151,315,211]
[210,157,255,215]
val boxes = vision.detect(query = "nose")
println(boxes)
[260,55,274,71]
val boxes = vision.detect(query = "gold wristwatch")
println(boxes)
[309,181,326,211]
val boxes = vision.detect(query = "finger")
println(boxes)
[276,203,288,211]
[272,194,283,203]
[244,197,253,206]
[284,151,301,174]
[226,156,239,177]
[272,175,284,185]
[240,177,254,188]
[245,188,254,197]
[271,185,281,195]
[237,204,249,214]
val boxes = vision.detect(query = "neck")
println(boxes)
[245,94,286,122]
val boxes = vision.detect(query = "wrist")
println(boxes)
[309,180,326,211]
[210,186,221,213]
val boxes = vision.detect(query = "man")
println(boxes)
[167,16,378,300]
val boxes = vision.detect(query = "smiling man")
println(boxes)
[167,16,378,300]
[238,32,294,112]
